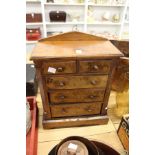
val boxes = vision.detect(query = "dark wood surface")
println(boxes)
[30,31,123,60]
[111,40,129,57]
[112,57,129,92]
[50,102,102,118]
[31,31,122,128]
[35,67,51,119]
[49,89,105,103]
[101,58,117,115]
[42,116,109,129]
[42,60,76,75]
[79,59,112,74]
[45,75,108,89]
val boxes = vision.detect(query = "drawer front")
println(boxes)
[50,102,102,117]
[46,75,108,89]
[42,61,76,74]
[79,60,112,74]
[49,89,105,103]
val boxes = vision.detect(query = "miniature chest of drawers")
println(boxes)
[30,31,123,129]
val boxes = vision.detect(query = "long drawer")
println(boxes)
[46,75,108,89]
[49,89,105,103]
[42,61,76,74]
[79,60,111,74]
[50,102,102,118]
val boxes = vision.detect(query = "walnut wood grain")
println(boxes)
[31,32,123,129]
[79,59,112,74]
[31,41,123,60]
[39,31,107,41]
[30,32,123,60]
[50,102,102,118]
[42,60,76,75]
[46,75,108,89]
[101,58,117,115]
[111,40,129,57]
[112,57,129,92]
[48,89,105,103]
[35,67,51,119]
[42,115,109,129]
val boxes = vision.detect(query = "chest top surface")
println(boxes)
[30,31,123,60]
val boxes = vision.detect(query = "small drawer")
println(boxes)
[49,89,105,103]
[42,61,76,74]
[50,102,102,118]
[79,60,112,74]
[46,75,108,89]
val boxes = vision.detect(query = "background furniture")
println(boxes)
[26,0,129,55]
[111,40,129,117]
[26,64,38,96]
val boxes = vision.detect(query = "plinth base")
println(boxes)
[42,115,109,129]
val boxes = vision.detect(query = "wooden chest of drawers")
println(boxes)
[30,31,123,129]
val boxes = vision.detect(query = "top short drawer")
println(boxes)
[42,61,76,74]
[79,60,112,74]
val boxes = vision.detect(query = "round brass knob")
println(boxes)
[91,80,97,85]
[85,106,93,112]
[89,95,97,99]
[62,108,67,113]
[57,67,64,72]
[59,95,65,99]
[59,81,65,87]
[93,65,99,70]
[44,111,47,115]
[87,109,92,112]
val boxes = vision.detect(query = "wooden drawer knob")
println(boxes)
[58,81,65,87]
[62,108,67,113]
[89,95,97,99]
[57,67,64,72]
[85,107,93,112]
[92,65,99,70]
[90,80,97,85]
[87,109,92,112]
[59,95,65,99]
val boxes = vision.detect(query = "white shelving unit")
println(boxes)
[88,4,125,7]
[44,3,85,6]
[26,0,129,53]
[87,22,121,25]
[26,22,43,26]
[46,22,84,25]
[26,41,38,44]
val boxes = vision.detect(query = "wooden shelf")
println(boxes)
[46,22,84,25]
[26,0,41,3]
[26,41,38,44]
[26,0,129,53]
[44,3,85,6]
[87,22,121,25]
[125,21,129,24]
[26,22,43,26]
[88,3,125,7]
